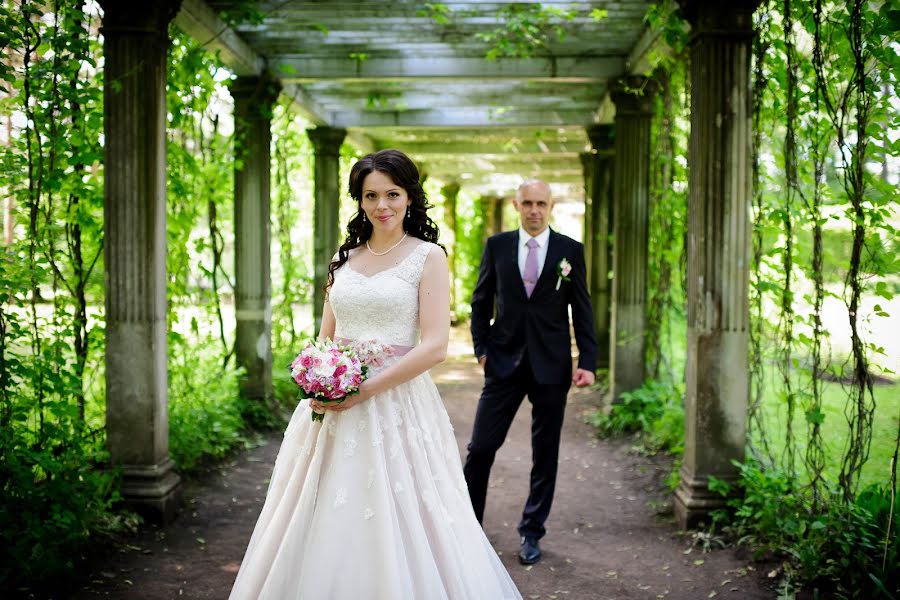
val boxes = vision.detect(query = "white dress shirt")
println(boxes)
[517,226,551,281]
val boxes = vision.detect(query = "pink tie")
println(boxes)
[523,238,539,297]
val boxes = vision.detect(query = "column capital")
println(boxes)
[440,181,461,199]
[230,74,282,114]
[610,76,658,117]
[308,127,347,156]
[677,0,759,39]
[586,124,615,154]
[99,0,181,35]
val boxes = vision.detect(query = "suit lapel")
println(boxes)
[508,231,528,300]
[533,229,562,297]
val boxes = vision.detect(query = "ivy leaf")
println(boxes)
[805,408,826,425]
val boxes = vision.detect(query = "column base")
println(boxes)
[673,468,736,530]
[595,330,610,370]
[120,458,182,524]
[607,302,645,404]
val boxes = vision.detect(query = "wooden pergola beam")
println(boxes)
[333,107,598,128]
[174,0,264,76]
[277,56,624,81]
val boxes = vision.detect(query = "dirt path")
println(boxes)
[72,336,774,600]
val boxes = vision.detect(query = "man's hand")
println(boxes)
[478,355,487,367]
[572,368,595,387]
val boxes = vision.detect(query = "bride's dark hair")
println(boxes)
[325,149,444,292]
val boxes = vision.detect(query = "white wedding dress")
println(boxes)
[229,241,521,600]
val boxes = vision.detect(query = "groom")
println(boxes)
[464,179,597,565]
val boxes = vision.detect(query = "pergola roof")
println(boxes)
[177,0,662,194]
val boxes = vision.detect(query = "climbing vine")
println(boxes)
[597,1,898,595]
[738,0,898,594]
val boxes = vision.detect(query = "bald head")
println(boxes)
[514,179,554,236]
[516,179,552,202]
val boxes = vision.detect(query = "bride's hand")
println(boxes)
[319,381,374,413]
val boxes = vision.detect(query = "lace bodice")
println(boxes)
[329,242,433,347]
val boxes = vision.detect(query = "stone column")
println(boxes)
[493,196,505,234]
[441,181,461,319]
[231,75,280,403]
[308,127,347,335]
[674,0,758,529]
[580,152,595,283]
[587,124,615,369]
[480,194,498,242]
[608,78,655,401]
[100,0,181,522]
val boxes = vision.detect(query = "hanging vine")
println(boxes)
[645,61,688,383]
[801,1,829,505]
[777,0,801,478]
[810,0,877,501]
[748,0,774,465]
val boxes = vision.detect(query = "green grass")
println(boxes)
[653,311,898,490]
[752,370,898,490]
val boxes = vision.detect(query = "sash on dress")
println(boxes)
[335,336,413,357]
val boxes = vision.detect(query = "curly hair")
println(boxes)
[325,149,444,292]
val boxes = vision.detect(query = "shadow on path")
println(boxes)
[73,332,774,600]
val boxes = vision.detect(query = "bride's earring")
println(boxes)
[406,206,411,219]
[362,212,367,223]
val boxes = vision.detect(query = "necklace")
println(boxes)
[366,233,407,256]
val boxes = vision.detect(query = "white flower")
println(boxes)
[556,258,573,290]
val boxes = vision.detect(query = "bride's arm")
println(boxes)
[317,252,340,340]
[331,246,450,407]
[318,300,336,341]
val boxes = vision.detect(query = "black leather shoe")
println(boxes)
[518,536,541,565]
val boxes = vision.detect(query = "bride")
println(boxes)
[228,149,522,599]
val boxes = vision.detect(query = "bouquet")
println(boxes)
[290,339,365,422]
[289,339,396,422]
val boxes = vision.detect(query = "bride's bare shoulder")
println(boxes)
[420,242,448,269]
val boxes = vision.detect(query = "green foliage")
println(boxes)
[417,3,452,26]
[271,100,315,349]
[645,57,689,383]
[167,333,247,473]
[419,1,602,61]
[588,380,684,456]
[0,433,130,590]
[0,3,121,591]
[476,3,577,60]
[452,190,486,320]
[712,460,899,598]
[644,0,689,67]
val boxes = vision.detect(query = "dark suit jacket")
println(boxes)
[470,229,597,385]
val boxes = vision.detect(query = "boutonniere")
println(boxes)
[555,258,572,290]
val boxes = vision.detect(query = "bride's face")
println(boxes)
[361,170,410,234]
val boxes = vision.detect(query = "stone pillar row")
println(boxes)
[101,0,757,532]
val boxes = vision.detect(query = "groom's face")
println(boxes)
[514,182,554,236]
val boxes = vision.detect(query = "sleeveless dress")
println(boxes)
[229,242,522,600]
